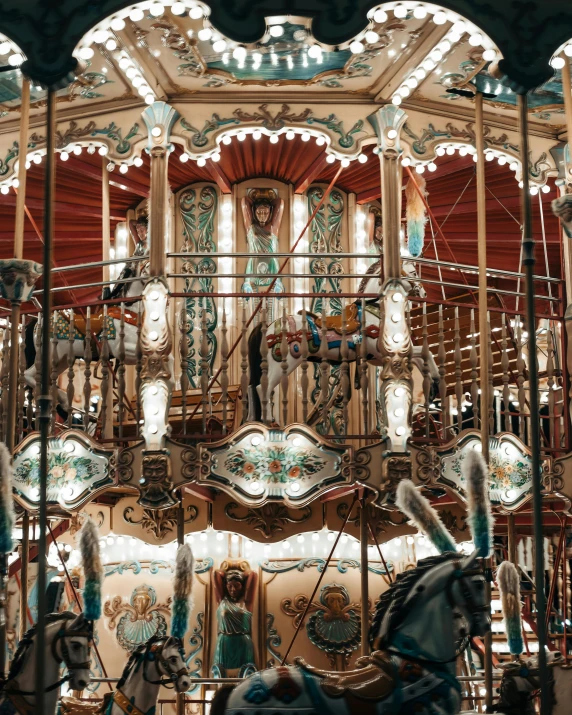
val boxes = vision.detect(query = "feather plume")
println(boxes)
[171,543,194,639]
[497,561,523,655]
[405,175,427,257]
[0,443,14,554]
[464,449,494,558]
[396,480,456,553]
[79,518,103,621]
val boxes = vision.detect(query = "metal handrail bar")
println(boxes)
[50,256,148,273]
[32,276,143,295]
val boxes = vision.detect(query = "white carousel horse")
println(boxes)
[0,611,93,715]
[211,451,493,715]
[60,634,192,715]
[247,296,438,423]
[23,256,145,415]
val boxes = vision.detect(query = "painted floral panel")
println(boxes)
[223,445,326,484]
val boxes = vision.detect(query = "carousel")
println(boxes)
[0,0,571,713]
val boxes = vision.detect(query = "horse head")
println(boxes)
[46,612,93,692]
[152,635,192,693]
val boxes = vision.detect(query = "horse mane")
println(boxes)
[7,611,81,682]
[369,552,458,649]
[116,634,171,689]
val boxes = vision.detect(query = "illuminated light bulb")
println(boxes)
[406,76,418,89]
[373,9,388,23]
[233,45,247,61]
[198,28,212,41]
[452,21,466,33]
[129,8,144,21]
[251,129,262,141]
[25,161,30,169]
[77,47,94,60]
[236,131,246,141]
[459,146,468,156]
[269,24,284,37]
[211,152,221,162]
[530,186,539,195]
[138,84,150,96]
[350,40,364,54]
[132,75,143,87]
[399,85,410,97]
[413,5,427,18]
[93,29,109,44]
[178,152,189,164]
[392,95,402,105]
[172,1,186,15]
[565,45,572,57]
[33,153,43,164]
[341,158,350,168]
[509,161,518,171]
[388,49,395,57]
[145,94,155,104]
[326,154,336,163]
[407,536,415,545]
[445,146,455,155]
[119,57,131,70]
[327,532,335,542]
[485,152,494,161]
[119,163,128,174]
[394,386,405,397]
[197,157,206,167]
[415,163,425,174]
[151,125,162,137]
[482,48,496,62]
[469,33,483,47]
[497,155,507,165]
[301,132,311,142]
[285,130,295,140]
[550,56,565,69]
[149,331,159,341]
[106,38,117,51]
[428,162,437,172]
[392,293,403,303]
[290,482,300,493]
[393,4,407,18]
[11,178,18,188]
[358,153,368,163]
[541,184,551,193]
[98,146,108,156]
[423,58,435,71]
[250,480,262,493]
[439,40,451,53]
[305,44,319,60]
[0,42,10,55]
[269,134,279,144]
[0,185,9,195]
[365,30,379,44]
[430,49,443,62]
[60,151,69,161]
[126,66,138,79]
[72,145,82,155]
[394,407,405,417]
[393,333,404,344]
[110,17,126,31]
[150,291,160,302]
[189,5,203,19]
[401,157,411,167]
[387,128,398,140]
[414,68,426,80]
[433,10,447,24]
[149,3,164,17]
[212,39,227,53]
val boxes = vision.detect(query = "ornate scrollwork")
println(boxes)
[123,504,198,540]
[225,502,312,539]
[416,445,441,485]
[117,448,134,484]
[104,585,171,652]
[542,458,565,493]
[439,510,468,533]
[68,510,104,536]
[354,448,371,481]
[181,447,198,481]
[336,501,407,538]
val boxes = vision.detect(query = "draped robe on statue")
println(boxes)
[213,597,255,671]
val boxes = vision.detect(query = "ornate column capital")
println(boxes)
[142,101,180,150]
[368,105,408,156]
[0,259,43,305]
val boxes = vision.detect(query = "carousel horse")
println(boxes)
[491,560,572,715]
[247,294,439,423]
[23,243,147,415]
[211,449,493,715]
[0,517,103,714]
[60,544,194,715]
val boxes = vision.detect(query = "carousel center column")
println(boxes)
[369,105,411,453]
[139,102,180,502]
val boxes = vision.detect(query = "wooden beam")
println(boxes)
[206,159,232,194]
[116,23,171,99]
[356,186,381,204]
[0,194,125,220]
[294,153,331,194]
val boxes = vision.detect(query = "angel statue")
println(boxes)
[212,559,257,677]
[241,188,284,323]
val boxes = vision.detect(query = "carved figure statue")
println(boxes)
[213,559,257,677]
[241,189,284,323]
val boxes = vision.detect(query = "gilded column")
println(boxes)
[368,106,411,452]
[138,102,179,506]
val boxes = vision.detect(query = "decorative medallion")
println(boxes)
[104,584,170,652]
[440,431,533,510]
[199,423,352,507]
[13,430,115,511]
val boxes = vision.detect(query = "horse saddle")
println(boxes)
[60,693,110,714]
[303,302,360,335]
[61,306,138,338]
[294,650,395,700]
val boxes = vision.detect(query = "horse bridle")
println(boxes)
[139,636,188,688]
[5,617,93,697]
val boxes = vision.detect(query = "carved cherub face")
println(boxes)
[254,203,271,226]
[133,591,151,616]
[225,576,245,602]
[135,219,148,244]
[324,592,345,616]
[374,220,382,246]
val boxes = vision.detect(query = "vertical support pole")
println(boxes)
[101,159,113,439]
[360,495,369,657]
[475,91,493,712]
[177,491,184,715]
[19,510,29,640]
[35,85,56,715]
[518,92,549,715]
[508,513,518,565]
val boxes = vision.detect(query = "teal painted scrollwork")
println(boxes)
[0,142,19,176]
[181,115,240,148]
[266,613,283,666]
[261,558,392,575]
[104,561,142,577]
[307,116,364,149]
[91,121,140,154]
[186,612,204,692]
[179,185,218,388]
[195,556,214,573]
